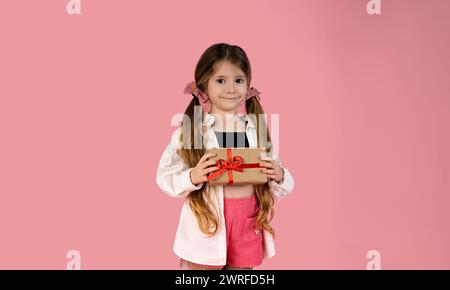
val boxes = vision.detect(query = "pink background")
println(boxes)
[0,0,449,269]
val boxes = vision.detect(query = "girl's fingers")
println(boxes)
[200,153,217,164]
[266,174,281,180]
[259,160,276,169]
[204,166,220,174]
[262,169,276,175]
[201,159,217,169]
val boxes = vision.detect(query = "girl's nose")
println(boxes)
[226,84,236,94]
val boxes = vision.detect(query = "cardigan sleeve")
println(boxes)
[156,127,204,198]
[264,149,295,202]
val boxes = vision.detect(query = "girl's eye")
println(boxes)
[216,79,245,84]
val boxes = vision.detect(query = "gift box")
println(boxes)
[206,148,268,185]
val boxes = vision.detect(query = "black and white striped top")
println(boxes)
[213,131,250,148]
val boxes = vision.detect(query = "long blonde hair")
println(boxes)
[177,43,276,238]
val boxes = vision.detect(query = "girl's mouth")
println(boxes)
[220,97,240,100]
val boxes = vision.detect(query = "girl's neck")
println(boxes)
[209,107,237,123]
[207,108,245,132]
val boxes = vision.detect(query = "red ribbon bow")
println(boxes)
[207,148,262,185]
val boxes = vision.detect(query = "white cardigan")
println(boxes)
[156,113,295,266]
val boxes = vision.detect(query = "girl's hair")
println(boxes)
[177,43,276,238]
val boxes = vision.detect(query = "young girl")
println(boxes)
[156,43,295,270]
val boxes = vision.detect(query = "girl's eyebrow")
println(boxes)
[214,75,246,78]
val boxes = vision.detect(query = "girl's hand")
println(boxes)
[260,159,285,184]
[190,153,219,186]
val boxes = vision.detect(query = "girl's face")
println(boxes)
[206,60,248,114]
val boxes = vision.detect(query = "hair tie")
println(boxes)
[183,81,212,113]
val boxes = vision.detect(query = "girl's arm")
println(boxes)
[156,127,203,198]
[267,154,295,202]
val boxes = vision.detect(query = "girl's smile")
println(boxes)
[219,96,241,100]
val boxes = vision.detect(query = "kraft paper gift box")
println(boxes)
[206,148,269,185]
